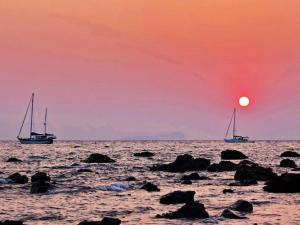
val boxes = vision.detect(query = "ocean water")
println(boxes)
[0,141,299,225]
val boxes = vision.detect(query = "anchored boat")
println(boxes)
[17,93,56,144]
[224,108,254,143]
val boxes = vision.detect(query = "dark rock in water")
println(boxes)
[229,179,258,186]
[221,209,247,219]
[181,180,192,185]
[156,202,209,219]
[151,154,210,173]
[77,169,93,173]
[280,151,300,157]
[208,161,238,172]
[234,164,276,181]
[8,173,28,184]
[181,173,209,181]
[221,150,248,160]
[141,182,160,192]
[78,217,121,225]
[160,191,195,204]
[292,167,300,171]
[6,158,23,163]
[2,221,24,225]
[230,200,253,213]
[280,159,297,168]
[238,160,257,166]
[84,153,115,163]
[264,173,300,193]
[133,151,155,157]
[31,172,51,194]
[74,145,81,148]
[125,176,136,181]
[223,189,234,194]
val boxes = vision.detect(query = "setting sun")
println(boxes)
[239,96,250,107]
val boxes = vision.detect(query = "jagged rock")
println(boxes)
[280,159,297,168]
[151,154,210,173]
[229,179,258,186]
[221,150,248,160]
[230,200,253,213]
[156,202,209,219]
[6,158,22,163]
[221,209,247,219]
[125,176,136,181]
[84,154,115,163]
[160,191,195,204]
[181,173,209,180]
[223,189,234,194]
[181,180,192,185]
[133,151,154,157]
[280,151,300,158]
[208,161,238,172]
[2,221,24,225]
[77,169,93,173]
[141,182,160,192]
[234,164,276,181]
[8,173,28,184]
[264,173,300,193]
[30,172,51,194]
[78,217,121,225]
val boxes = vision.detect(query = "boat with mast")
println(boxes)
[224,108,254,143]
[17,93,56,144]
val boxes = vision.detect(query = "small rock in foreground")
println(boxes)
[221,209,247,219]
[221,150,248,160]
[78,217,121,225]
[141,182,160,192]
[8,173,28,184]
[280,151,300,158]
[160,191,195,204]
[264,173,300,193]
[230,200,253,213]
[280,159,297,168]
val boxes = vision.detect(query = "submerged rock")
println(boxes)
[208,161,238,172]
[229,179,258,186]
[77,169,93,173]
[280,159,297,168]
[141,182,160,192]
[156,202,209,219]
[30,172,51,194]
[78,217,121,225]
[8,173,28,184]
[125,176,136,181]
[280,151,300,158]
[181,180,192,185]
[133,151,154,157]
[6,158,22,163]
[230,200,253,213]
[264,173,300,193]
[1,221,24,225]
[160,191,195,204]
[223,189,234,194]
[151,154,210,173]
[221,209,247,219]
[221,150,248,160]
[180,173,209,181]
[234,164,276,181]
[84,153,115,163]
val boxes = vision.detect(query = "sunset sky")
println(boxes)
[1,0,300,140]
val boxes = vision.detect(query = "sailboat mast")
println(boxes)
[44,108,47,135]
[30,93,34,138]
[233,108,236,137]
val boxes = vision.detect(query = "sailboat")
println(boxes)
[17,93,56,144]
[224,108,254,143]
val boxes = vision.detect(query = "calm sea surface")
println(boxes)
[0,141,299,225]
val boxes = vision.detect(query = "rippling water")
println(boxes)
[0,141,299,225]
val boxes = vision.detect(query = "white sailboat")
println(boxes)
[224,108,254,143]
[17,93,56,144]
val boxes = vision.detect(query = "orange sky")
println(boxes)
[0,0,300,139]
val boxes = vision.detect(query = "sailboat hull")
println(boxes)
[18,138,53,144]
[224,138,254,143]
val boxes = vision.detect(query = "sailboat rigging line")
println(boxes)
[225,109,235,139]
[17,94,33,138]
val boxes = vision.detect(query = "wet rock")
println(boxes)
[78,217,121,225]
[264,173,300,193]
[280,151,300,157]
[2,221,24,225]
[6,158,22,163]
[280,159,297,168]
[151,154,210,173]
[208,161,238,172]
[230,200,253,213]
[8,173,28,184]
[125,176,136,181]
[156,202,209,219]
[292,167,300,171]
[238,160,257,166]
[133,151,154,157]
[221,150,248,160]
[77,169,93,173]
[181,173,209,181]
[229,179,258,186]
[141,182,160,192]
[223,189,234,194]
[181,180,192,185]
[160,191,195,204]
[30,172,51,194]
[234,164,276,181]
[84,153,115,163]
[221,209,247,219]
